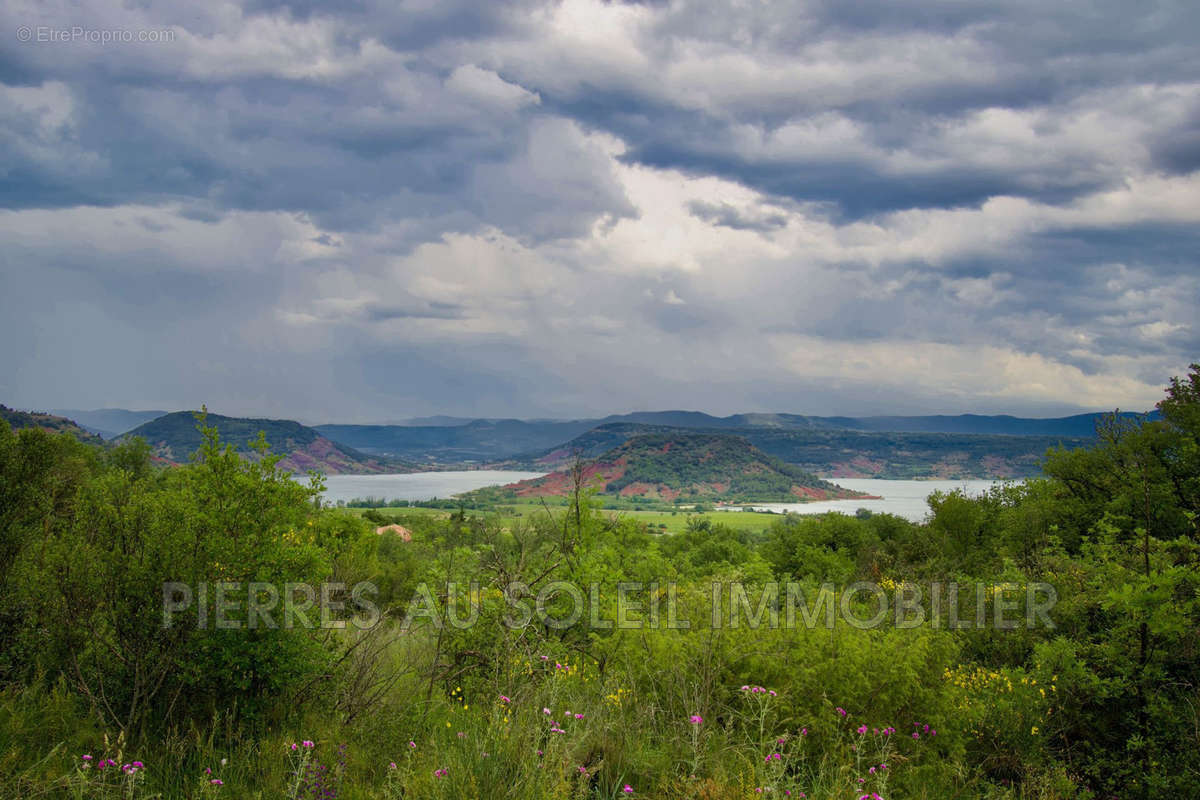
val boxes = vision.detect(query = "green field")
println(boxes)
[351,501,787,535]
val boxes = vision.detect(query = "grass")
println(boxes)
[344,504,785,536]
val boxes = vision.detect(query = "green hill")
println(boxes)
[499,432,869,502]
[119,411,417,475]
[1,405,105,446]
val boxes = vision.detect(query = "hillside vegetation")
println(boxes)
[121,410,416,475]
[0,405,105,446]
[500,432,869,502]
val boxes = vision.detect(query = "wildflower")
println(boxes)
[543,707,552,715]
[408,741,416,749]
[578,765,587,774]
[210,779,223,786]
[389,762,397,769]
[205,767,212,775]
[574,713,584,719]
[857,725,868,734]
[800,727,807,736]
[457,731,466,738]
[623,785,633,794]
[219,758,226,766]
[302,740,314,748]
[912,732,920,739]
[836,707,847,717]
[690,714,704,724]
[499,695,511,703]
[81,755,92,761]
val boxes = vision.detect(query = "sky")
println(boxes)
[1,0,1197,423]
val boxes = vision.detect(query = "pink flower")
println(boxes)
[689,715,704,725]
[623,785,633,794]
[389,762,397,769]
[912,732,920,739]
[543,707,551,715]
[499,695,511,703]
[857,725,868,734]
[836,707,847,717]
[210,779,223,786]
[574,713,584,719]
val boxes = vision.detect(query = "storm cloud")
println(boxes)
[1,0,1196,421]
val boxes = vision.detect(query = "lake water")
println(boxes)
[307,473,1011,521]
[308,470,547,505]
[716,478,1012,523]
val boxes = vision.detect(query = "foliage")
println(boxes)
[1,366,1199,798]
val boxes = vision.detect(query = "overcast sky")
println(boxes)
[2,1,1197,422]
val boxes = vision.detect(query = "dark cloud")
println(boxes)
[0,0,1196,419]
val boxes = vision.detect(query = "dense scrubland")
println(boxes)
[0,366,1197,799]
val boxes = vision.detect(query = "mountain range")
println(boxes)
[8,405,1160,479]
[118,412,417,475]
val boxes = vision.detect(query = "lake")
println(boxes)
[716,478,1013,523]
[306,472,1012,521]
[307,470,547,505]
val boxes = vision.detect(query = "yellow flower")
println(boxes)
[1031,726,1039,735]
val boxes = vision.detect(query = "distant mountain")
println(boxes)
[121,412,417,475]
[316,409,1151,466]
[50,408,169,439]
[315,418,600,463]
[1,405,105,445]
[495,433,868,502]
[830,411,1161,437]
[502,422,1092,480]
